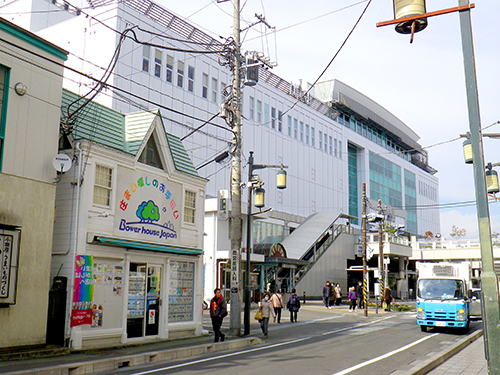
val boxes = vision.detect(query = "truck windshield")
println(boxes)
[417,279,464,300]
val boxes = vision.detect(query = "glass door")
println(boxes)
[127,263,162,338]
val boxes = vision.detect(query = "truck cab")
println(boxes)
[416,263,471,333]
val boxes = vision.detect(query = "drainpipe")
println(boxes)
[66,142,83,342]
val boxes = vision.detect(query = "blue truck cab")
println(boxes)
[416,262,471,333]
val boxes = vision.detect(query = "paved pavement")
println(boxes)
[0,300,489,375]
[426,336,488,375]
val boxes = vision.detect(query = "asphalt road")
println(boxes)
[95,302,482,375]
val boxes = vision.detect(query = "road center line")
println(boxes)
[331,333,440,375]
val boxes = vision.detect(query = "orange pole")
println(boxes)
[376,3,475,28]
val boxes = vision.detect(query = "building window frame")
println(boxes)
[184,190,196,224]
[142,45,150,72]
[154,49,161,78]
[188,65,195,92]
[166,55,173,83]
[202,73,208,99]
[177,60,184,88]
[211,77,218,103]
[93,164,113,207]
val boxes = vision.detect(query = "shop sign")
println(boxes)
[70,255,94,327]
[114,168,182,245]
[0,229,20,304]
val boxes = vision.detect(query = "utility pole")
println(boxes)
[362,183,368,317]
[378,199,384,308]
[229,0,242,336]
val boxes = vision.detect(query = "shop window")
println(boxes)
[184,190,196,224]
[168,261,195,322]
[166,55,173,83]
[188,66,195,92]
[93,164,112,207]
[0,67,7,172]
[142,45,150,73]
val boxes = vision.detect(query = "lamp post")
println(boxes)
[243,151,287,335]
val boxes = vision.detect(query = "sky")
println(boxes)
[159,0,500,240]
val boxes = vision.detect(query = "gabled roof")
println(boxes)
[61,89,200,178]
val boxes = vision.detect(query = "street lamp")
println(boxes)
[243,151,287,335]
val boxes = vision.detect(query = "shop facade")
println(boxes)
[51,91,207,349]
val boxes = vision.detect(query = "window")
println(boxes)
[311,127,315,147]
[94,165,112,206]
[357,121,362,135]
[154,49,161,78]
[293,118,298,139]
[249,96,255,120]
[177,61,184,88]
[271,107,276,129]
[329,136,333,154]
[278,111,283,132]
[188,66,194,92]
[184,190,196,224]
[166,55,173,83]
[138,136,163,169]
[264,103,270,126]
[305,124,310,144]
[142,45,150,72]
[300,121,304,142]
[257,100,262,123]
[324,133,328,152]
[287,116,292,136]
[319,131,323,149]
[334,139,338,157]
[212,78,218,103]
[339,141,342,159]
[202,73,208,98]
[0,68,7,171]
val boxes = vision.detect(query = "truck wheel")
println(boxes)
[420,325,427,332]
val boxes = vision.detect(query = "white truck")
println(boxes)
[416,262,472,333]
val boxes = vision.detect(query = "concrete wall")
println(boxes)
[0,174,56,347]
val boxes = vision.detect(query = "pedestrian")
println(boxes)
[322,281,333,309]
[357,281,364,309]
[260,292,275,338]
[383,287,392,311]
[270,289,285,323]
[210,288,227,342]
[348,286,357,312]
[287,288,301,322]
[334,283,342,306]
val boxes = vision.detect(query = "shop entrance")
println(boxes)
[127,263,162,338]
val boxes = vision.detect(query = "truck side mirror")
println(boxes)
[468,289,472,299]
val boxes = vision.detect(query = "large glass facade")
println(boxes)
[369,152,402,208]
[348,145,358,224]
[253,221,285,247]
[404,169,418,235]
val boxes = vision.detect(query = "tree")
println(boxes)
[424,231,434,240]
[450,225,467,239]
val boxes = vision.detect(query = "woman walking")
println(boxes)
[260,292,275,339]
[334,283,342,306]
[348,286,357,312]
[287,288,301,322]
[270,289,285,323]
[383,287,392,311]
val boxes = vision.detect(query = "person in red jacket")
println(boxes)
[210,288,227,342]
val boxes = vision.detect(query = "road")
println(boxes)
[98,302,482,375]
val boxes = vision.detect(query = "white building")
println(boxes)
[0,18,67,348]
[50,89,207,349]
[2,0,440,301]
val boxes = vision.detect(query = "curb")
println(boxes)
[392,329,483,375]
[3,337,262,375]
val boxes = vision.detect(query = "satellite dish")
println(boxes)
[52,153,72,173]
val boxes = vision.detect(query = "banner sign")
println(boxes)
[114,168,182,245]
[0,229,20,304]
[70,255,94,327]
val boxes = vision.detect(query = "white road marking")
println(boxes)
[331,333,440,375]
[130,316,395,375]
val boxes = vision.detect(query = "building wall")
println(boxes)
[0,174,56,347]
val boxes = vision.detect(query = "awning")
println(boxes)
[96,236,203,256]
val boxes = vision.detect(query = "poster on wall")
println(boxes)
[70,255,94,327]
[114,168,182,246]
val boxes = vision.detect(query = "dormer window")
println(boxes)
[138,136,163,169]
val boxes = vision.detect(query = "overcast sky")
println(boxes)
[160,0,500,240]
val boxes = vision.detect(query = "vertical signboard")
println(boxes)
[0,229,20,304]
[70,255,94,327]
